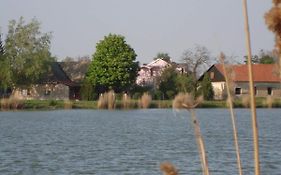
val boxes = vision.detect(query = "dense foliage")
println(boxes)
[154,52,171,62]
[199,74,214,100]
[0,34,11,90]
[5,17,54,87]
[86,34,139,93]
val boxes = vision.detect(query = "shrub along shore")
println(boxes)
[1,97,281,110]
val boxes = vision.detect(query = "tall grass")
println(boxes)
[220,52,243,175]
[138,92,152,109]
[97,90,116,109]
[242,0,260,174]
[0,97,23,110]
[122,93,132,109]
[173,93,209,175]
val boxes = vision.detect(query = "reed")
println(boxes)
[264,96,274,108]
[242,0,260,174]
[122,93,131,109]
[107,90,116,110]
[1,98,10,110]
[173,93,209,175]
[220,52,243,175]
[63,100,73,109]
[139,92,151,109]
[97,93,108,109]
[160,162,178,175]
[241,95,250,108]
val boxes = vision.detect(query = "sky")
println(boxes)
[0,0,275,64]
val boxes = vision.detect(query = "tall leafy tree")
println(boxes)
[199,74,214,100]
[154,52,171,62]
[86,34,139,93]
[0,34,11,90]
[157,66,178,99]
[5,17,54,87]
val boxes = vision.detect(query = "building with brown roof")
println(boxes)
[200,64,281,99]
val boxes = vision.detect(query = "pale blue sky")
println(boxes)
[0,0,275,63]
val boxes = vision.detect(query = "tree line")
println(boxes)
[0,17,276,100]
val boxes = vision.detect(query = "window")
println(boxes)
[267,87,272,95]
[254,87,257,95]
[235,87,242,95]
[210,72,215,79]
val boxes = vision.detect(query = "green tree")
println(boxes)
[5,17,54,87]
[86,34,139,93]
[157,66,178,99]
[199,74,214,100]
[244,50,276,64]
[154,52,171,62]
[0,34,12,90]
[176,74,194,93]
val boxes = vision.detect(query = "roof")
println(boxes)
[59,60,90,83]
[214,64,280,83]
[40,62,74,86]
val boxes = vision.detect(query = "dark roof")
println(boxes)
[59,60,90,83]
[40,62,74,86]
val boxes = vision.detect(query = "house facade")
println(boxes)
[136,58,187,87]
[12,60,90,100]
[201,64,281,100]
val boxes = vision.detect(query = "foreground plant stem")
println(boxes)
[184,105,209,175]
[221,53,243,175]
[242,0,260,174]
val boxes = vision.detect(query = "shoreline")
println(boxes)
[1,98,281,111]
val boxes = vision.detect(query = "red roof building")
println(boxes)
[201,64,281,99]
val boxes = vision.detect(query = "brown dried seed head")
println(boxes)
[160,162,178,175]
[265,7,281,37]
[273,0,281,6]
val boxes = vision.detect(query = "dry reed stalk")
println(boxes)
[265,96,274,108]
[1,98,10,110]
[160,162,178,175]
[122,93,131,109]
[63,100,73,109]
[107,90,116,110]
[173,93,209,175]
[242,0,260,174]
[220,53,243,175]
[139,92,151,109]
[97,93,107,109]
[241,95,250,108]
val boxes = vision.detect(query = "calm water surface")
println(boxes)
[0,109,280,175]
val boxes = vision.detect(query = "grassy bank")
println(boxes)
[1,97,281,110]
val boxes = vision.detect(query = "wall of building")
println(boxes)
[211,82,226,100]
[12,84,70,100]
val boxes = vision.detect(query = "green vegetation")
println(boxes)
[1,97,281,111]
[86,34,139,93]
[4,17,54,87]
[199,74,214,100]
[153,52,171,62]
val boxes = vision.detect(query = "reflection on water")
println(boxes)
[0,109,280,175]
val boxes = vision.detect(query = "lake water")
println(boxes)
[0,109,280,175]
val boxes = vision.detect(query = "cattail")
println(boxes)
[139,92,151,109]
[265,96,274,108]
[160,162,178,175]
[64,100,73,109]
[220,52,243,175]
[122,93,131,109]
[107,90,115,110]
[173,93,209,175]
[241,95,250,108]
[97,93,107,109]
